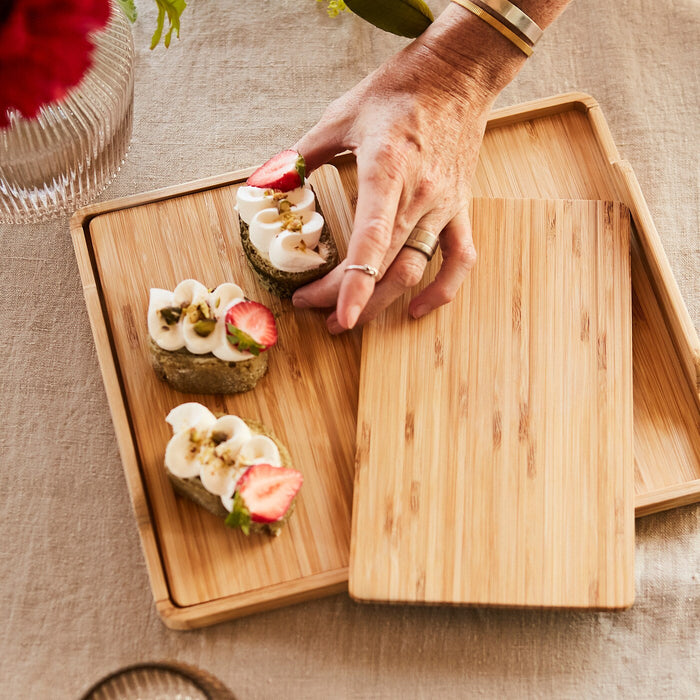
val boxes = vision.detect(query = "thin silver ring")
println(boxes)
[345,264,379,277]
[404,227,439,260]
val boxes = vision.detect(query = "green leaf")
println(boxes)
[344,0,433,37]
[225,492,251,535]
[150,0,187,50]
[117,0,137,23]
[226,323,264,356]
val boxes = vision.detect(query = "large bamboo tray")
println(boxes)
[71,93,700,628]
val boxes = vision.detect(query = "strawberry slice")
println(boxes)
[225,301,277,356]
[225,464,304,533]
[246,149,306,190]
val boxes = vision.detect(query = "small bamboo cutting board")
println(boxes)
[350,198,635,608]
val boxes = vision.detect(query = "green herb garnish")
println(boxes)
[225,492,251,535]
[226,323,264,356]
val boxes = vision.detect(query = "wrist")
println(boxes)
[415,3,528,104]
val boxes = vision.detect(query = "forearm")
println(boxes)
[414,0,572,104]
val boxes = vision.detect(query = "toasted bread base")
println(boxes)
[149,337,268,395]
[238,198,339,298]
[166,418,296,536]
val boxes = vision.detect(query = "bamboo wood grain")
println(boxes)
[351,199,635,608]
[334,95,700,516]
[74,166,359,626]
[70,93,700,627]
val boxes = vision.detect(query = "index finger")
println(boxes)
[335,155,403,329]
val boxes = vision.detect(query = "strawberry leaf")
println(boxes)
[295,153,306,186]
[226,323,264,356]
[225,492,251,535]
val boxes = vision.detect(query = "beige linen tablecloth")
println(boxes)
[2,1,698,697]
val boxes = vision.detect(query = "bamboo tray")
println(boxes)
[71,93,700,628]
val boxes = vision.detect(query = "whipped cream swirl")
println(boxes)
[148,279,252,361]
[165,403,282,512]
[236,185,327,272]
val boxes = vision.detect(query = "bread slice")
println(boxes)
[167,418,295,536]
[239,197,339,298]
[149,337,268,395]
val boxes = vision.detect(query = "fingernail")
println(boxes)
[345,304,362,329]
[293,294,310,308]
[410,304,428,319]
[328,319,344,335]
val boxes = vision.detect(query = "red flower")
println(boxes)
[0,0,110,128]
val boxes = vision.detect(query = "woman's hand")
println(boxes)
[292,5,527,332]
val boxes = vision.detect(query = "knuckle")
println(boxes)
[455,242,478,269]
[394,257,426,289]
[432,286,456,307]
[463,244,478,269]
[360,216,394,251]
[414,172,441,203]
[370,143,408,178]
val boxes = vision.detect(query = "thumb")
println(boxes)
[293,115,348,174]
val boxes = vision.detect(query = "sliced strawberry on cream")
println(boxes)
[225,301,278,356]
[225,463,303,533]
[246,149,305,191]
[148,280,275,363]
[164,403,286,516]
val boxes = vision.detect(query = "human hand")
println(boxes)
[292,5,527,332]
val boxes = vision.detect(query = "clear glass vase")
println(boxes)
[0,1,134,224]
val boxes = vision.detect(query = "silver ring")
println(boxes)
[345,264,379,277]
[404,227,439,260]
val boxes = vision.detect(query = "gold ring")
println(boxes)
[404,227,439,260]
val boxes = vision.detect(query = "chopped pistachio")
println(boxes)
[193,318,217,337]
[158,306,182,325]
[277,199,292,213]
[282,215,303,232]
[184,303,199,324]
[210,430,228,445]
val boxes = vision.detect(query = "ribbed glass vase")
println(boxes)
[0,1,134,224]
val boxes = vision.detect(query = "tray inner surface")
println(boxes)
[88,167,358,609]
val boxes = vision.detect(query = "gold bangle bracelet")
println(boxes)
[451,0,534,57]
[472,0,543,45]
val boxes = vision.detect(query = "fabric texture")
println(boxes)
[1,1,698,697]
